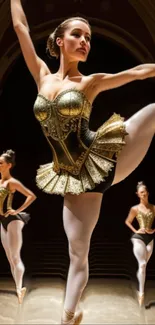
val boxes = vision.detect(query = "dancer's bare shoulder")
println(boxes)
[7,177,22,193]
[126,205,137,222]
[131,205,138,213]
[38,73,98,104]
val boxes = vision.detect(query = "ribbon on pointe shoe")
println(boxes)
[17,287,26,304]
[137,291,144,307]
[61,309,83,325]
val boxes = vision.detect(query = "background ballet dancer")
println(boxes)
[0,149,36,303]
[125,181,155,306]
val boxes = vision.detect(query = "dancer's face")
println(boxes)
[0,156,11,173]
[57,20,91,62]
[137,186,149,200]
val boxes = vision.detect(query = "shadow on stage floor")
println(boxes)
[0,277,155,324]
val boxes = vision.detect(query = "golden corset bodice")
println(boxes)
[136,210,154,229]
[33,89,95,175]
[0,187,13,216]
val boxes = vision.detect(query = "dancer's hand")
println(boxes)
[145,229,155,234]
[136,228,146,234]
[4,209,17,217]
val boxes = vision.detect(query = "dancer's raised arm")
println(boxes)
[92,64,155,94]
[10,0,50,84]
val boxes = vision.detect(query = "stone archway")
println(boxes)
[0,16,154,91]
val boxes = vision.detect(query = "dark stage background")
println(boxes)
[0,0,155,282]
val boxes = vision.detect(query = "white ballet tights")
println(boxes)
[0,220,25,291]
[131,238,154,295]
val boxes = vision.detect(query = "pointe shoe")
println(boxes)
[17,287,27,304]
[61,309,83,325]
[73,310,83,325]
[137,291,144,307]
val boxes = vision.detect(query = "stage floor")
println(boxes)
[0,277,155,324]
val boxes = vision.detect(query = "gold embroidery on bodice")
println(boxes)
[34,89,91,140]
[34,89,94,175]
[33,88,127,195]
[136,210,154,229]
[0,187,13,215]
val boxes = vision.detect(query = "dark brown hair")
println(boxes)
[47,17,91,58]
[1,149,16,168]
